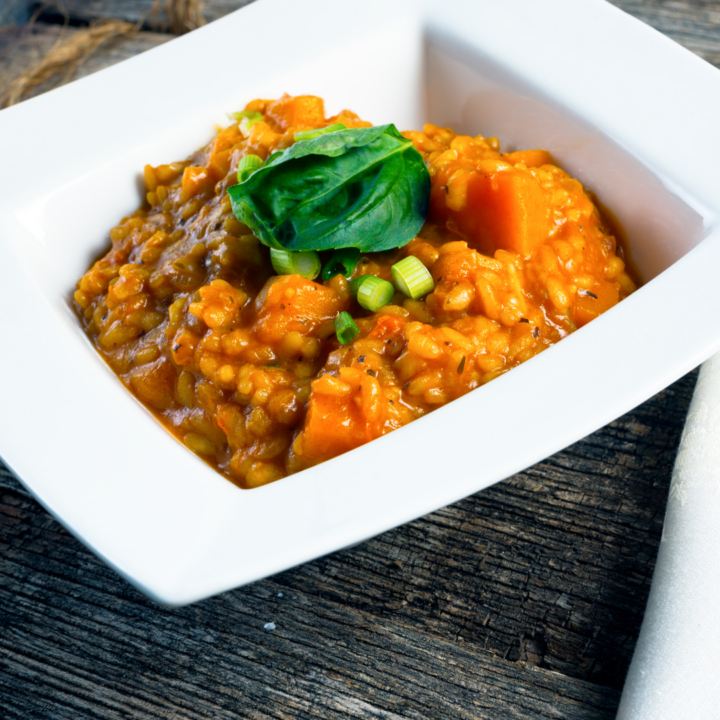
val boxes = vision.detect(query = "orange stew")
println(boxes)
[74,94,637,488]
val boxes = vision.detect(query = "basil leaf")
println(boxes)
[227,124,430,253]
[322,247,361,281]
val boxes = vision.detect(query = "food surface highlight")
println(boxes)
[74,94,637,488]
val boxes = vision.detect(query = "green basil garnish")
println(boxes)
[227,124,430,253]
[322,248,361,281]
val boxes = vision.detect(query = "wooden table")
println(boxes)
[0,2,716,717]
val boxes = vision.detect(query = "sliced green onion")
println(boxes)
[391,256,434,299]
[356,275,395,312]
[229,110,263,126]
[237,154,264,183]
[294,123,346,143]
[334,311,359,345]
[322,248,361,281]
[348,276,367,296]
[270,248,321,280]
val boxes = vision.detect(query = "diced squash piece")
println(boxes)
[254,275,345,343]
[503,149,554,168]
[181,166,213,201]
[297,368,388,463]
[430,167,554,258]
[265,94,325,131]
[297,387,366,463]
[572,281,620,328]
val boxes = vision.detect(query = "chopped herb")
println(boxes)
[280,304,286,310]
[228,124,430,253]
[519,318,530,324]
[322,247,361,281]
[356,275,395,311]
[366,369,377,377]
[389,400,394,404]
[173,344,181,352]
[580,289,598,299]
[533,327,540,339]
[270,247,321,279]
[102,314,108,321]
[358,355,366,363]
[236,154,264,183]
[457,356,466,374]
[334,311,359,345]
[392,256,434,299]
[445,341,451,346]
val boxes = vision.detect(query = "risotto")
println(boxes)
[74,94,637,488]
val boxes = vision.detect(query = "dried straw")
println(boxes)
[166,0,206,34]
[1,19,137,108]
[0,0,206,109]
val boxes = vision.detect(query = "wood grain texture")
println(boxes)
[29,0,720,71]
[33,0,257,31]
[0,0,30,27]
[0,24,171,105]
[0,372,698,718]
[0,0,714,717]
[613,0,720,68]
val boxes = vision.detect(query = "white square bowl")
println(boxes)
[1,0,719,605]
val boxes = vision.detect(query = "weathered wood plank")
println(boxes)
[5,0,719,109]
[28,0,720,71]
[0,24,172,105]
[0,370,697,719]
[0,0,712,717]
[613,0,720,68]
[0,0,30,27]
[0,478,618,720]
[33,0,256,32]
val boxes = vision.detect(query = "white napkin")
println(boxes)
[617,354,720,719]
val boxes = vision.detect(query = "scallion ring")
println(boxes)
[356,275,395,312]
[230,110,263,125]
[347,276,367,296]
[334,312,359,345]
[322,248,361,281]
[391,256,434,300]
[237,154,264,183]
[294,123,346,143]
[270,248,321,280]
